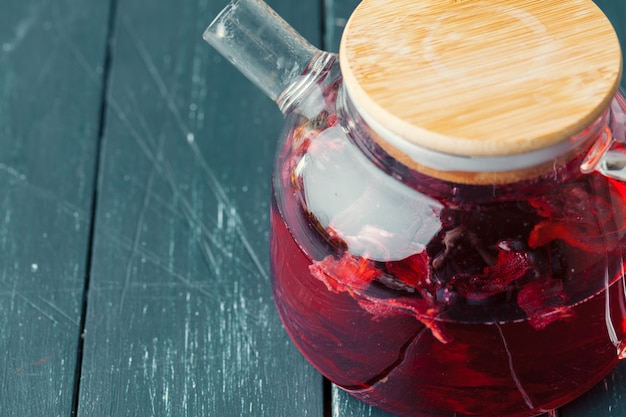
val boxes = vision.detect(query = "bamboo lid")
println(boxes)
[339,0,622,164]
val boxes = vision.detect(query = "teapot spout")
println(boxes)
[203,0,323,110]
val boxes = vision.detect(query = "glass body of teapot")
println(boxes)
[205,0,626,415]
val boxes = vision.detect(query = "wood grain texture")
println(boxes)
[328,0,626,89]
[331,385,397,417]
[340,0,622,157]
[0,0,110,415]
[0,0,623,416]
[560,361,626,417]
[76,0,324,416]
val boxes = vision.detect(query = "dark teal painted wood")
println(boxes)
[77,0,324,416]
[0,0,623,416]
[560,361,626,417]
[323,0,360,51]
[331,385,398,417]
[0,0,110,416]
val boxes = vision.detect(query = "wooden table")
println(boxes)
[1,0,625,415]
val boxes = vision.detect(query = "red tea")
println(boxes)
[270,92,626,417]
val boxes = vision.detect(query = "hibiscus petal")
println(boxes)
[517,279,575,330]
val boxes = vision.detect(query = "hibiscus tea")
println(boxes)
[270,93,626,417]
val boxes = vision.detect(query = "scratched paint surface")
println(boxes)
[1,0,625,416]
[0,0,110,415]
[76,0,324,415]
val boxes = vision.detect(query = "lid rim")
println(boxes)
[344,86,611,173]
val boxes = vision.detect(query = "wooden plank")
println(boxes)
[331,386,397,417]
[323,0,360,51]
[560,362,626,417]
[0,0,111,415]
[76,0,325,415]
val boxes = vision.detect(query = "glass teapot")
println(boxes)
[204,0,626,416]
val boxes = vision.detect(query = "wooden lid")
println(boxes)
[339,0,622,160]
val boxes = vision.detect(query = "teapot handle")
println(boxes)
[582,91,626,180]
